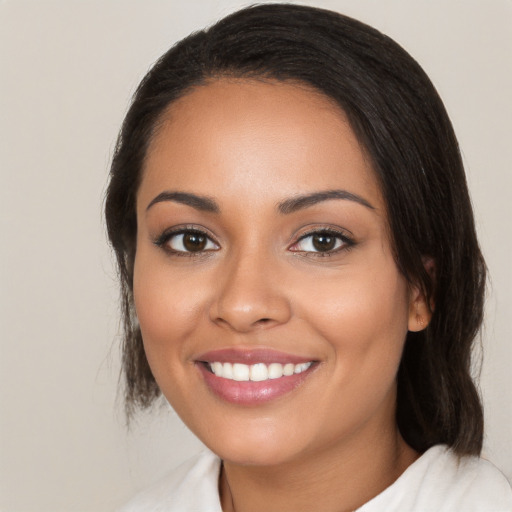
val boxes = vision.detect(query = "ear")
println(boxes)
[408,257,435,332]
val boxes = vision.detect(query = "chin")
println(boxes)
[216,443,296,467]
[203,419,311,467]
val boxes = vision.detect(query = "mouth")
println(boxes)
[204,360,313,381]
[195,348,318,405]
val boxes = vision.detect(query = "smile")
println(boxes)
[207,361,313,381]
[195,348,318,405]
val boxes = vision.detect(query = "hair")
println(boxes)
[105,3,485,455]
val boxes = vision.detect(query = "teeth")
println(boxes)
[250,363,268,382]
[268,363,283,379]
[283,363,295,376]
[208,361,312,381]
[295,362,311,374]
[212,362,223,376]
[222,362,233,379]
[232,363,250,381]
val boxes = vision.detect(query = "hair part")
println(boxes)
[105,3,485,455]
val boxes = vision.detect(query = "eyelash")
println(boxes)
[153,226,220,257]
[288,228,355,257]
[153,226,355,257]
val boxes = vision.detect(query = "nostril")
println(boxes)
[210,293,292,332]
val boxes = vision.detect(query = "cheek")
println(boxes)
[299,261,410,367]
[293,263,410,433]
[132,250,208,362]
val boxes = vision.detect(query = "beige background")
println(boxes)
[1,0,510,510]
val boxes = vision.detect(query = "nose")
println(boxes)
[209,249,292,333]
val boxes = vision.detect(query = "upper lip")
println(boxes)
[196,347,314,365]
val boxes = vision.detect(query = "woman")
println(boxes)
[105,4,512,511]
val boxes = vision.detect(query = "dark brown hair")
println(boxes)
[105,4,485,455]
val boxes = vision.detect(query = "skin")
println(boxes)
[133,79,430,512]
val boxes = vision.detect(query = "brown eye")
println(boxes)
[290,229,350,254]
[183,232,207,251]
[164,230,219,253]
[312,233,337,252]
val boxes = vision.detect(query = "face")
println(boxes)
[134,79,421,466]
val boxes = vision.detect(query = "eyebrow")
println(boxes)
[277,189,375,214]
[146,188,375,215]
[146,191,220,213]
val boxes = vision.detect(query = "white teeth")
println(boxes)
[232,363,250,381]
[222,362,233,379]
[208,361,313,381]
[212,362,223,376]
[250,363,268,382]
[268,363,283,379]
[283,363,295,376]
[294,362,312,374]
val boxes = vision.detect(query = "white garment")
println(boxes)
[119,445,512,512]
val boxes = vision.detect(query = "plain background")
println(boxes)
[1,0,511,510]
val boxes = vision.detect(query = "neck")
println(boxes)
[219,423,418,512]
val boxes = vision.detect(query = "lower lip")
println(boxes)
[196,363,315,406]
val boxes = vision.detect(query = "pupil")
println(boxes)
[312,233,335,252]
[183,233,206,251]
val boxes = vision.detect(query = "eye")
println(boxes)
[155,228,219,254]
[289,229,353,255]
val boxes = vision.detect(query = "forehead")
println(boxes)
[138,79,383,212]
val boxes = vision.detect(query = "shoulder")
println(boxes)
[358,445,512,512]
[117,450,222,512]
